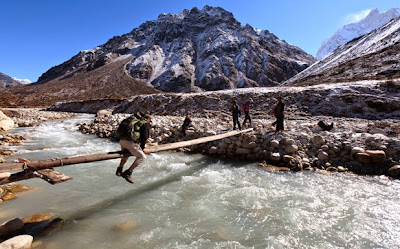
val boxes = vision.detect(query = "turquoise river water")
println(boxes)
[1,115,400,249]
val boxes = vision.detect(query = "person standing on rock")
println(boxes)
[272,96,285,132]
[242,98,253,128]
[230,100,241,130]
[181,115,192,133]
[115,112,151,184]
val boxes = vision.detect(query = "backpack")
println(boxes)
[116,112,147,141]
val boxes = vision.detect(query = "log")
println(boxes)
[0,128,253,175]
[145,128,253,153]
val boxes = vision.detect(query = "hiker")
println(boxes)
[115,112,151,184]
[181,115,192,133]
[242,98,253,127]
[272,96,285,132]
[230,99,241,130]
[318,121,334,131]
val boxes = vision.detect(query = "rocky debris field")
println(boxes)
[79,109,400,179]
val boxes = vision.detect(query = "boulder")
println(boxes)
[0,111,14,131]
[96,109,112,117]
[365,150,386,164]
[356,153,371,164]
[285,144,298,154]
[270,153,281,162]
[0,218,25,238]
[388,165,400,177]
[269,140,279,148]
[312,135,324,146]
[208,146,218,155]
[235,148,251,155]
[317,151,329,161]
[350,147,365,156]
[0,235,33,249]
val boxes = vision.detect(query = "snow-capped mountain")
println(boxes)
[0,72,23,88]
[316,8,400,60]
[37,6,314,93]
[284,16,400,86]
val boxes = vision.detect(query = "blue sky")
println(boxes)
[0,0,398,82]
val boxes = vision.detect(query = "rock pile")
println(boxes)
[78,110,400,178]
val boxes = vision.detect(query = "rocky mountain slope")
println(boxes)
[316,8,400,59]
[0,73,23,88]
[38,6,314,92]
[284,16,400,86]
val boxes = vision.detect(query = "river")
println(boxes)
[2,115,400,248]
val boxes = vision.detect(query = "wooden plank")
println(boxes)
[35,169,73,184]
[145,128,253,153]
[0,128,253,174]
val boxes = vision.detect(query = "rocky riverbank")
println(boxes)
[79,109,400,179]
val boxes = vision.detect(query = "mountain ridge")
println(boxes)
[317,8,400,59]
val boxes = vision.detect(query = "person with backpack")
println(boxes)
[115,112,151,184]
[230,99,241,130]
[242,98,253,128]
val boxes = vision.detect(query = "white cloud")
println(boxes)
[12,77,32,84]
[343,9,372,25]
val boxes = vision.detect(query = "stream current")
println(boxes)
[2,115,400,248]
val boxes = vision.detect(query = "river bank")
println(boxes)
[78,109,400,178]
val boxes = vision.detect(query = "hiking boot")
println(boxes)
[115,167,123,176]
[121,170,134,184]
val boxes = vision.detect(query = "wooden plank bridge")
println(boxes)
[0,128,253,185]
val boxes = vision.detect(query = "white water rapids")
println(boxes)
[2,115,400,248]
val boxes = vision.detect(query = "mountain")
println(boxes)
[37,6,314,92]
[284,16,400,86]
[0,72,23,88]
[316,8,400,59]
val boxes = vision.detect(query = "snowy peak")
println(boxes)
[316,8,400,59]
[285,16,400,86]
[0,72,24,88]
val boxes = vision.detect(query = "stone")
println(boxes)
[22,213,53,224]
[285,144,298,154]
[0,218,25,237]
[217,148,227,155]
[312,135,324,146]
[236,148,251,155]
[356,153,371,164]
[208,146,218,155]
[317,151,329,161]
[269,140,279,148]
[242,142,257,149]
[321,145,329,151]
[0,111,15,131]
[96,109,112,117]
[0,235,33,249]
[388,165,400,177]
[337,166,347,172]
[0,172,11,180]
[282,155,293,162]
[365,150,386,164]
[270,153,281,162]
[350,147,365,156]
[113,221,136,232]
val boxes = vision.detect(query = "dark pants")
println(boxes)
[233,114,241,130]
[276,114,284,131]
[242,111,251,126]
